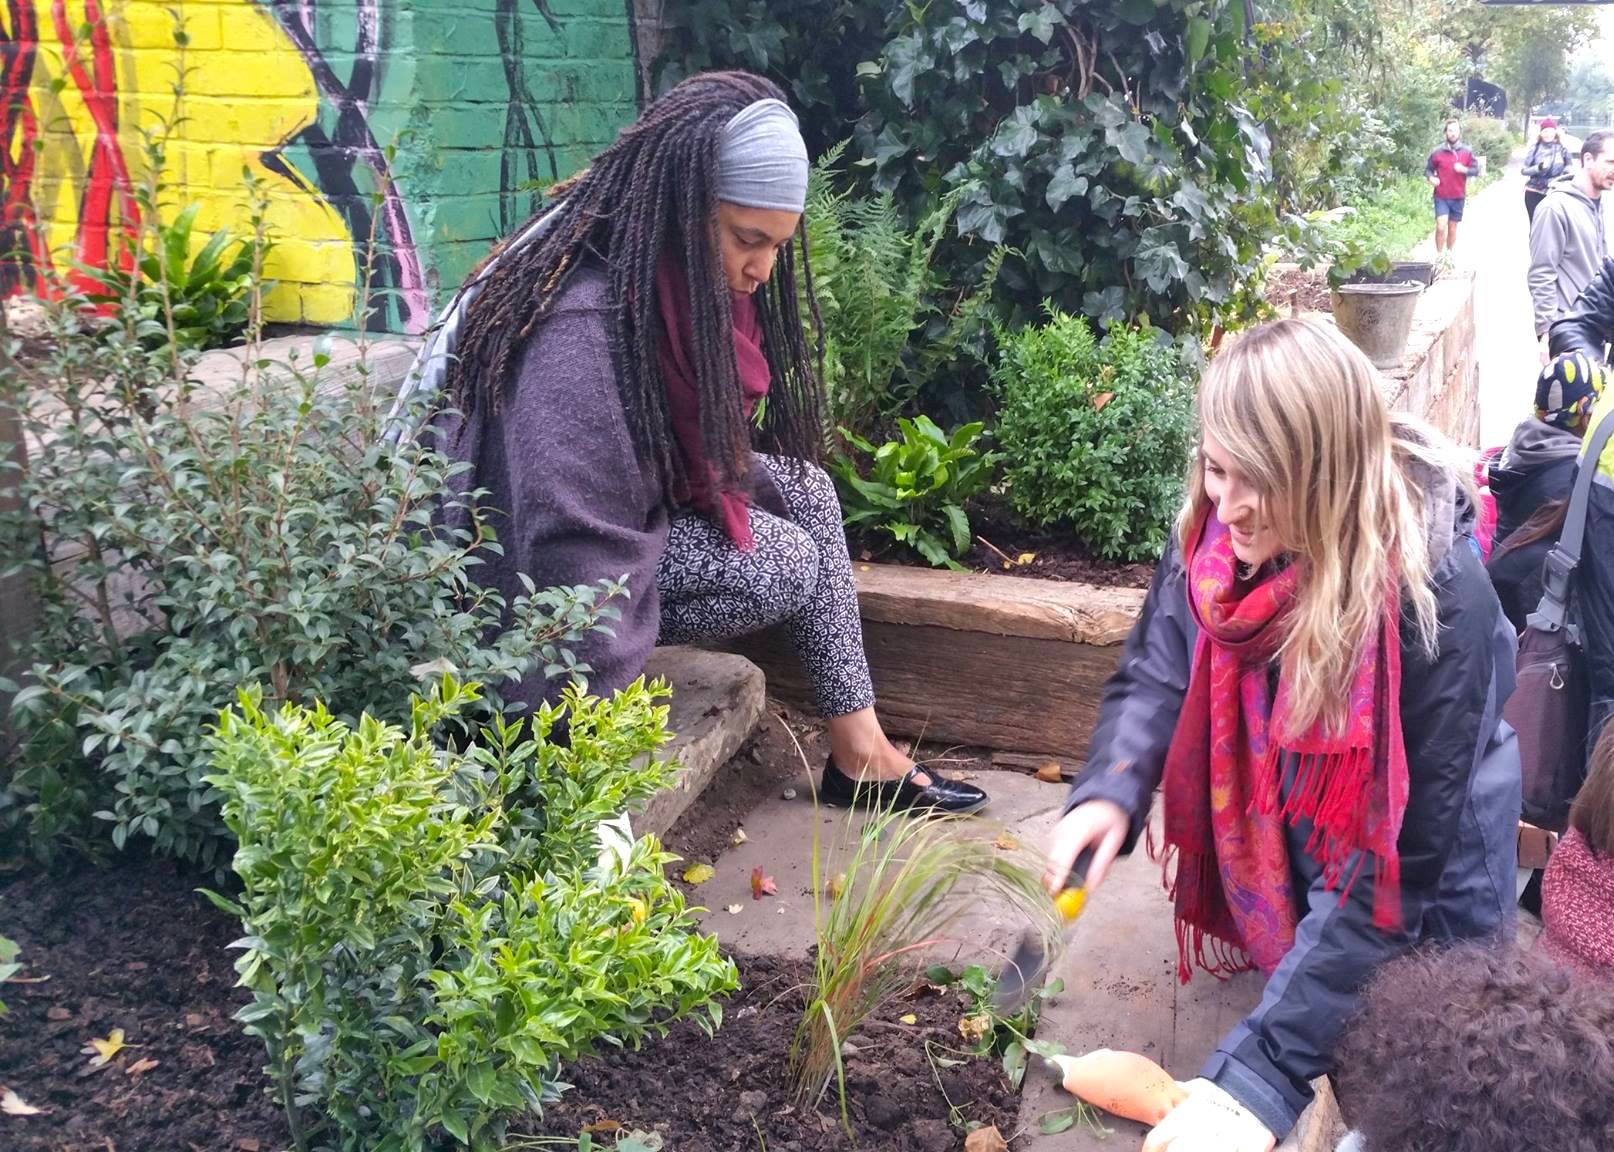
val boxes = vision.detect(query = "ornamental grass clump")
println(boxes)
[789,802,1060,1128]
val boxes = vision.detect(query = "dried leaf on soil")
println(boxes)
[1034,760,1064,783]
[725,903,743,915]
[899,1013,918,1025]
[681,863,716,885]
[82,1027,129,1067]
[959,1013,993,1044]
[127,1057,160,1076]
[730,827,748,847]
[965,1126,1010,1152]
[751,867,778,900]
[583,1119,622,1135]
[46,1005,72,1021]
[1016,552,1036,566]
[1,1088,47,1115]
[994,833,1019,851]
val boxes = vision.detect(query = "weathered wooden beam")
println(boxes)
[732,565,1146,758]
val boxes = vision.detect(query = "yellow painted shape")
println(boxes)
[27,0,355,324]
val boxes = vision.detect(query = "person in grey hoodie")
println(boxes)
[1529,130,1614,355]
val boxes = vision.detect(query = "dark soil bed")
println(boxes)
[0,853,288,1152]
[850,500,1153,589]
[1,719,1018,1152]
[519,951,1020,1152]
[1263,264,1333,316]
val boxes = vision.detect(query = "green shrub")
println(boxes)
[830,416,997,569]
[0,286,620,871]
[991,311,1197,562]
[1461,115,1516,176]
[78,202,264,353]
[804,147,1002,438]
[205,674,736,1152]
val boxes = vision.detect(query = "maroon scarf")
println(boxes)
[655,258,771,549]
[1157,511,1409,983]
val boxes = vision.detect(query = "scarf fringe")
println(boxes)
[1155,839,1254,983]
[1252,743,1405,931]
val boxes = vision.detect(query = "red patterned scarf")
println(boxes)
[656,257,771,550]
[1158,511,1409,983]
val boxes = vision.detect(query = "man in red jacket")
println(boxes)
[1427,118,1480,266]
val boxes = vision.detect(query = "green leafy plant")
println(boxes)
[923,962,1064,1090]
[78,202,265,353]
[803,147,1003,438]
[830,416,997,569]
[789,801,1059,1130]
[991,309,1197,562]
[205,674,736,1152]
[0,932,19,1016]
[1459,114,1516,176]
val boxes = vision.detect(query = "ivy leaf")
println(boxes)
[990,107,1041,160]
[1046,166,1089,211]
[1017,7,1063,44]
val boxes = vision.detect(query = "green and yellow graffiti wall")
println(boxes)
[1,0,640,331]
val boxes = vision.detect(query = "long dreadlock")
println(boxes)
[448,70,827,506]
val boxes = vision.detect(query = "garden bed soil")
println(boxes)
[519,951,1022,1152]
[850,502,1153,590]
[1263,265,1333,316]
[1,716,1020,1152]
[0,853,288,1152]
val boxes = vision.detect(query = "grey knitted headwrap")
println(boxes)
[383,99,808,442]
[716,99,809,213]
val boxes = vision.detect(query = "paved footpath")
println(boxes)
[1410,164,1542,448]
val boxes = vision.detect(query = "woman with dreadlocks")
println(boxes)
[393,71,986,815]
[1040,320,1518,1151]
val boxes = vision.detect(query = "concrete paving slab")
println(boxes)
[689,768,1072,967]
[638,646,767,840]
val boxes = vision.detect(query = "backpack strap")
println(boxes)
[1529,406,1614,639]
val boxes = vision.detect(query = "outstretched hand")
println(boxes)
[1043,800,1129,896]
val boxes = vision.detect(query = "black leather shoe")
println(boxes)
[818,757,989,816]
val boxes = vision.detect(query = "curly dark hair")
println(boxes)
[1334,944,1614,1151]
[447,69,825,504]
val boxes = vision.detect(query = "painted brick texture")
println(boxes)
[1,0,640,332]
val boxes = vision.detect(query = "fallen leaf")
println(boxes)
[751,867,778,900]
[238,1140,261,1152]
[994,833,1019,851]
[899,1013,918,1025]
[730,827,748,847]
[1034,760,1064,783]
[1092,390,1115,411]
[682,863,716,885]
[1,1088,46,1116]
[725,903,744,915]
[1016,552,1037,566]
[184,1013,207,1030]
[827,872,847,899]
[126,1057,160,1076]
[83,1028,130,1067]
[959,1013,993,1044]
[46,1006,72,1021]
[583,1119,623,1135]
[964,1126,1010,1152]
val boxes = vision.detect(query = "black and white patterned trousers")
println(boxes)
[656,454,875,719]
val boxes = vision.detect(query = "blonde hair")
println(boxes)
[1180,318,1457,735]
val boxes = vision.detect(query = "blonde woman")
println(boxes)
[1043,319,1520,1151]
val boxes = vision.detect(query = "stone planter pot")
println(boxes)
[1331,280,1425,370]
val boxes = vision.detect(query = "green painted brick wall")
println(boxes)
[1,0,640,333]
